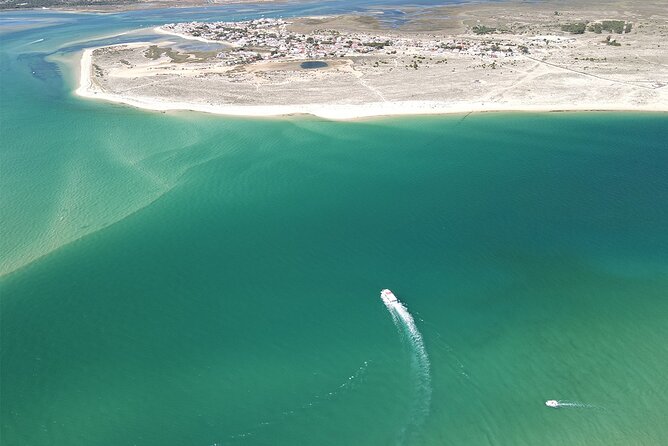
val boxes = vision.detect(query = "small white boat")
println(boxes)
[381,289,398,304]
[545,400,560,408]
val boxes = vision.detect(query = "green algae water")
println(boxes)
[2,6,668,446]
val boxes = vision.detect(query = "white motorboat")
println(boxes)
[381,289,398,305]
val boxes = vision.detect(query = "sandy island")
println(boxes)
[76,0,668,120]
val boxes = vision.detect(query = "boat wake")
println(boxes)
[546,399,601,409]
[226,361,370,442]
[381,289,431,442]
[415,312,470,380]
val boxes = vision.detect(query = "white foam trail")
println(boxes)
[416,313,470,380]
[383,295,432,440]
[555,400,599,409]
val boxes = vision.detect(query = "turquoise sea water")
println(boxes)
[2,3,668,445]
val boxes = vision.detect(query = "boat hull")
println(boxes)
[381,289,398,304]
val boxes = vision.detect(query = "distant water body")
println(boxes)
[1,2,668,445]
[300,60,328,69]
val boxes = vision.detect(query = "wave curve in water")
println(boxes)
[381,289,431,442]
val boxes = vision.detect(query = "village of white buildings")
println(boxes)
[159,18,531,66]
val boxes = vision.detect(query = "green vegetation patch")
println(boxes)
[601,20,627,34]
[472,25,497,35]
[604,35,622,46]
[364,40,392,49]
[144,45,164,60]
[561,22,587,34]
[588,23,603,33]
[143,45,215,63]
[589,20,632,34]
[92,63,104,77]
[163,48,190,63]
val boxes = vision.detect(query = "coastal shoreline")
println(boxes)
[153,26,231,45]
[76,2,668,121]
[3,0,284,14]
[75,47,667,121]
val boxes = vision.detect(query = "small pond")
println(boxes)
[300,61,328,69]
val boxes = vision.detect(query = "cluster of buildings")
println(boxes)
[160,18,524,66]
